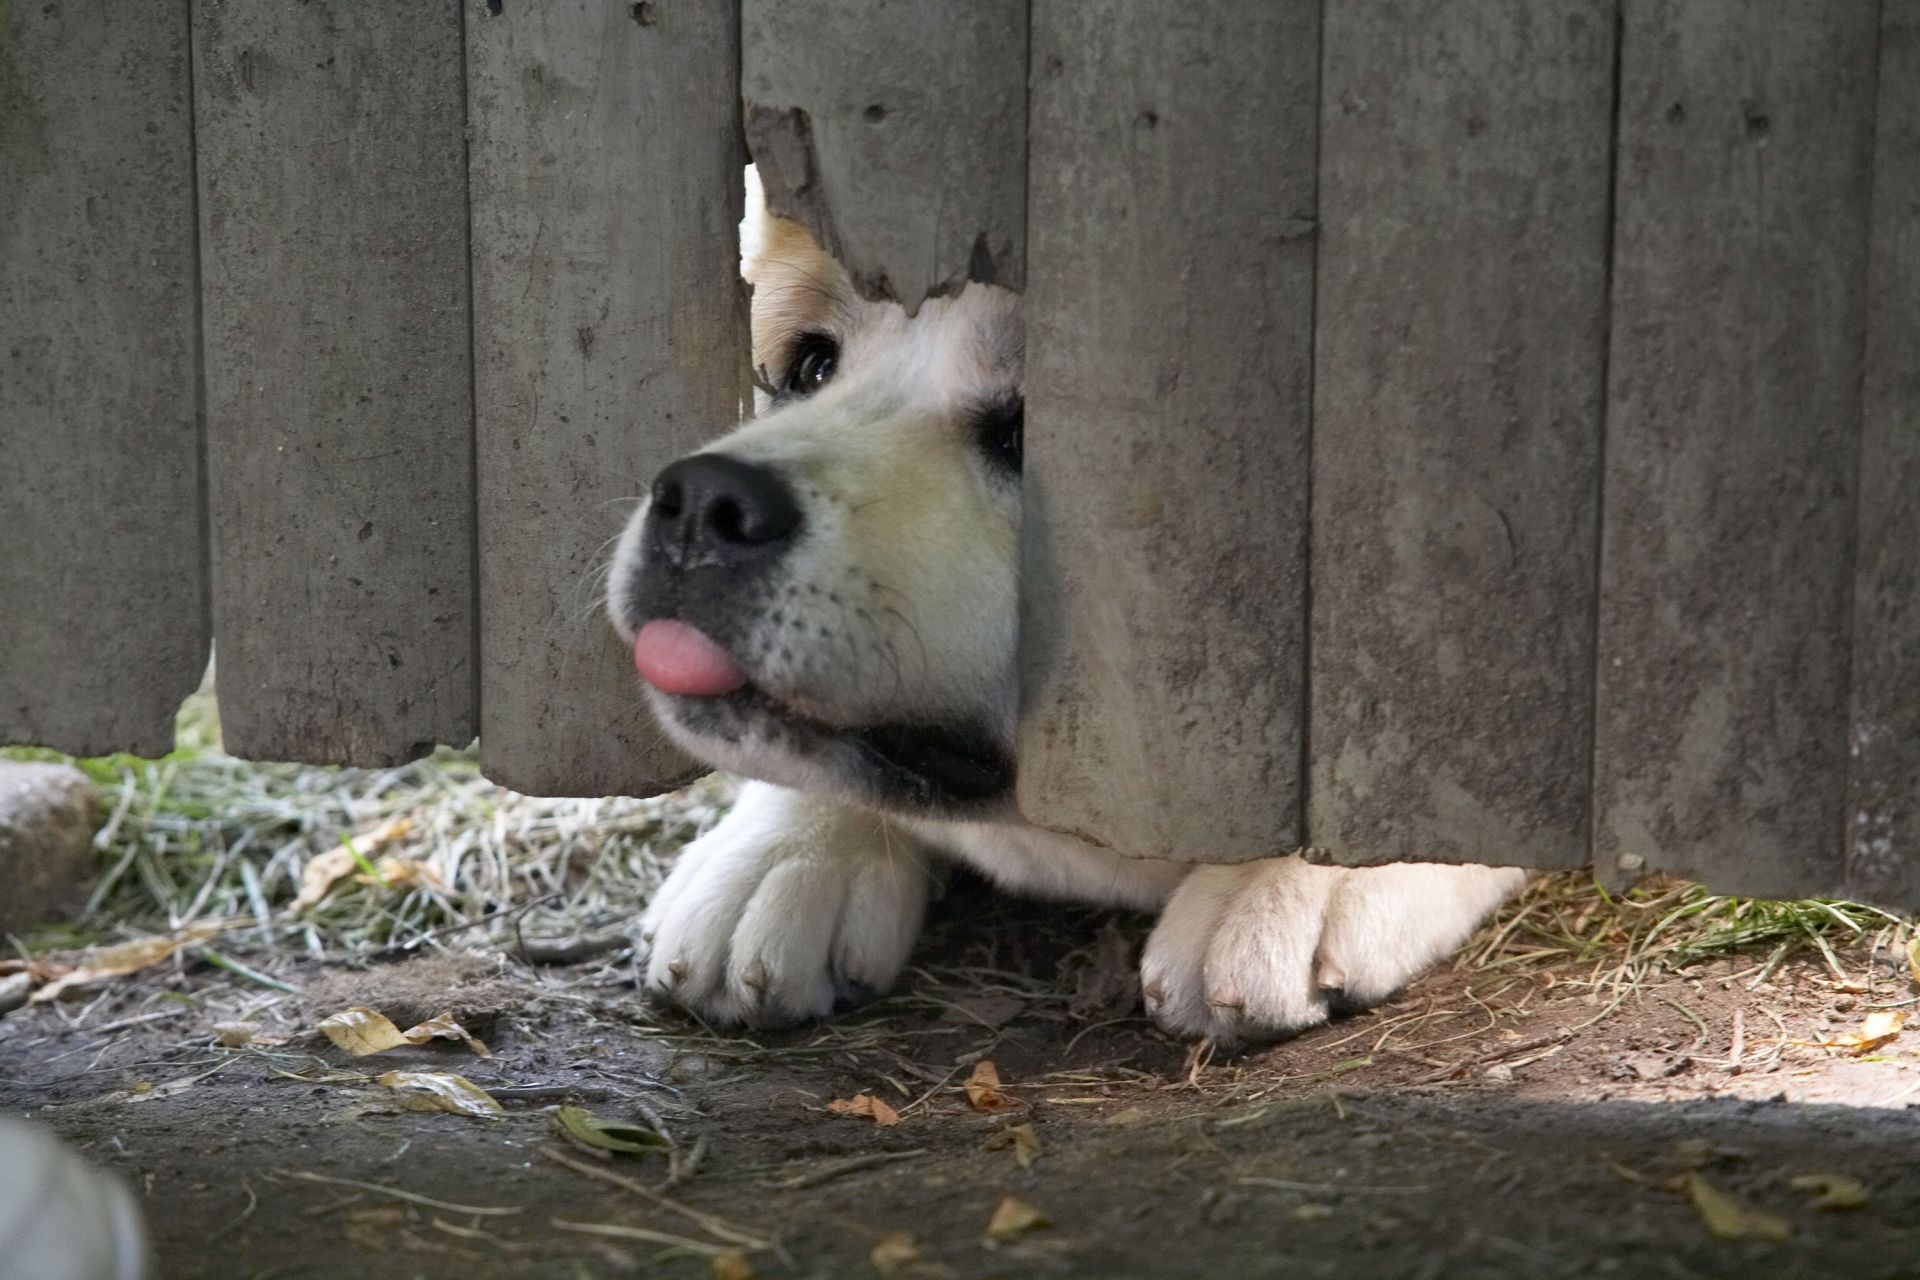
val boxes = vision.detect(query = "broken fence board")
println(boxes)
[1307,0,1616,869]
[1017,0,1319,861]
[193,0,477,765]
[466,0,746,796]
[742,0,1027,310]
[1846,0,1920,910]
[0,0,208,757]
[1593,0,1881,899]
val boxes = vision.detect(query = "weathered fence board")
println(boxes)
[0,0,207,757]
[1846,0,1919,908]
[1017,0,1320,861]
[742,0,1027,308]
[1307,0,1616,869]
[192,0,477,765]
[466,0,746,796]
[1593,0,1881,898]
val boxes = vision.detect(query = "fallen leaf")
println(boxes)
[1801,1010,1907,1055]
[869,1232,922,1275]
[1103,1107,1147,1127]
[318,1006,491,1058]
[289,818,414,913]
[1291,1203,1335,1221]
[554,1105,670,1157]
[30,926,224,1003]
[377,1070,504,1119]
[1680,1173,1792,1242]
[937,993,1025,1029]
[1069,920,1139,1019]
[1788,1172,1869,1211]
[983,1195,1050,1243]
[964,1061,1021,1114]
[1906,935,1920,987]
[710,1253,754,1280]
[210,1021,291,1049]
[360,855,448,893]
[983,1123,1041,1169]
[827,1094,901,1127]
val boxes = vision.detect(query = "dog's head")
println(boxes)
[607,190,1023,819]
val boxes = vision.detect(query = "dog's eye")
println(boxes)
[971,396,1023,475]
[783,333,839,396]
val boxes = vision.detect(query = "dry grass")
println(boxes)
[6,676,1911,1008]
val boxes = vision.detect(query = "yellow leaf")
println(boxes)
[710,1253,754,1280]
[1803,1009,1907,1055]
[289,818,414,913]
[376,1070,503,1119]
[1788,1172,1869,1211]
[1680,1173,1792,1242]
[554,1105,669,1156]
[964,1061,1021,1115]
[1104,1107,1147,1127]
[1906,935,1920,988]
[983,1196,1050,1243]
[30,926,224,1003]
[317,1007,490,1058]
[983,1123,1041,1169]
[827,1093,901,1126]
[869,1231,922,1275]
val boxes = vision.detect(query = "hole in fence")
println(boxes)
[630,2,656,25]
[485,0,502,15]
[864,103,887,122]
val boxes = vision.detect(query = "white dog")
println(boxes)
[607,184,1522,1048]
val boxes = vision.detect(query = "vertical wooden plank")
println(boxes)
[0,0,207,757]
[1594,1,1879,897]
[192,0,476,765]
[1307,0,1616,868]
[466,0,745,796]
[742,0,1025,309]
[1846,0,1920,911]
[1017,0,1319,860]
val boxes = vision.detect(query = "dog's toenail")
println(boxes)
[1143,981,1166,1006]
[666,960,689,984]
[741,960,768,992]
[1314,961,1348,991]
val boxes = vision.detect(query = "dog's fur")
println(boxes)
[607,180,1522,1047]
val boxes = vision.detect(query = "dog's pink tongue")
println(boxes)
[633,620,748,697]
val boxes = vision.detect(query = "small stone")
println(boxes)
[0,972,31,1016]
[0,761,99,937]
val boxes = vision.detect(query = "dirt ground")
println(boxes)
[4,875,1919,1280]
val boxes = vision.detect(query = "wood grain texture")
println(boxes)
[1016,0,1319,861]
[192,0,477,765]
[1307,0,1616,869]
[466,0,745,796]
[742,0,1025,311]
[0,0,207,757]
[1594,0,1880,898]
[1846,0,1919,910]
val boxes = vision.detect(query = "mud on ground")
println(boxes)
[4,876,1919,1280]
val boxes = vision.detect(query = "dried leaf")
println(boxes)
[1103,1107,1147,1128]
[983,1196,1050,1243]
[1906,935,1920,988]
[1788,1172,1869,1211]
[318,1006,490,1058]
[554,1105,670,1157]
[710,1253,754,1280]
[1802,1010,1907,1055]
[377,1070,504,1119]
[360,855,448,893]
[826,1094,901,1127]
[983,1123,1041,1169]
[289,818,414,913]
[869,1231,922,1275]
[30,926,223,1003]
[1680,1173,1792,1242]
[964,1061,1021,1115]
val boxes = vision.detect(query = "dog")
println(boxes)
[606,177,1523,1047]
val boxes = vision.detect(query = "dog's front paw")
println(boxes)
[1141,858,1523,1047]
[639,783,930,1027]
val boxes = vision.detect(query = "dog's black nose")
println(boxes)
[646,454,801,568]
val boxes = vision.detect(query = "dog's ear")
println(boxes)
[741,163,825,286]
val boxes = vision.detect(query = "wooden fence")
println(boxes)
[1,1,1913,910]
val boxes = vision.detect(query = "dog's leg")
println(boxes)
[640,781,931,1027]
[1141,858,1524,1047]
